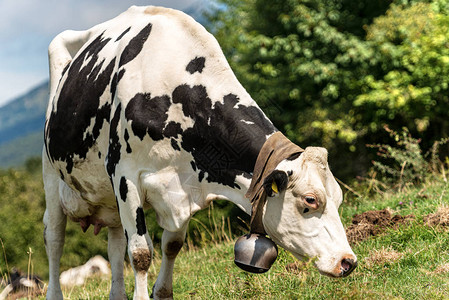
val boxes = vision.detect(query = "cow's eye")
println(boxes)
[304,195,319,209]
[305,196,316,205]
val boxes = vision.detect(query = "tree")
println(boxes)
[356,3,449,148]
[212,0,391,177]
[211,0,449,178]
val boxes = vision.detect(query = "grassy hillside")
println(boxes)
[0,82,47,168]
[0,131,43,168]
[30,174,449,299]
[0,82,47,145]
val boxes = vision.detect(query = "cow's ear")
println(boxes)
[263,170,288,197]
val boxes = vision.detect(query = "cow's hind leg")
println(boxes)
[113,175,153,299]
[43,156,67,299]
[151,226,187,300]
[108,226,127,300]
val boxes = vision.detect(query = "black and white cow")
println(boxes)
[43,6,357,299]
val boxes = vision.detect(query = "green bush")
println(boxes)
[211,0,449,179]
[364,126,448,193]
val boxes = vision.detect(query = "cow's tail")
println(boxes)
[47,30,92,101]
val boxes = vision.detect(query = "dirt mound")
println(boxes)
[423,207,449,227]
[346,209,415,244]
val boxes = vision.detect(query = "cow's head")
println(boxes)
[261,146,357,277]
[241,132,357,277]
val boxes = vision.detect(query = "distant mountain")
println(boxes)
[0,1,216,168]
[0,82,48,168]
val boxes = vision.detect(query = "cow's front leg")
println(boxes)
[151,226,187,300]
[108,226,127,300]
[113,176,153,300]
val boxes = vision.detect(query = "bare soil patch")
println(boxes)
[346,206,449,244]
[346,209,415,244]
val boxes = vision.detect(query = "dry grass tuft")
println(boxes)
[365,246,404,268]
[423,206,449,227]
[426,263,449,275]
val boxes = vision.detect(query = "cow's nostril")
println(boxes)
[341,258,357,276]
[341,259,351,271]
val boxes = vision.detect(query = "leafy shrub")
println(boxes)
[367,126,449,191]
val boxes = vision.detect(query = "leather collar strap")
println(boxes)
[245,132,304,235]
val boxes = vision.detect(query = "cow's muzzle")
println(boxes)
[319,255,358,278]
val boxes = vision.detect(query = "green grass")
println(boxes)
[35,176,449,299]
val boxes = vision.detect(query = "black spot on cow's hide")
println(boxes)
[116,27,131,42]
[125,229,129,243]
[61,63,70,79]
[186,56,206,74]
[170,138,181,151]
[125,93,171,141]
[119,177,128,202]
[119,23,152,68]
[124,129,132,153]
[46,32,115,174]
[198,171,205,182]
[110,69,125,100]
[163,121,182,138]
[172,85,275,188]
[136,207,147,236]
[106,104,122,176]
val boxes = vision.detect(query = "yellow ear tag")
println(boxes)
[272,181,279,194]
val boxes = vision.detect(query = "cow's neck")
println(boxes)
[192,96,277,215]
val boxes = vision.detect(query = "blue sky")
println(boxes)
[0,0,198,108]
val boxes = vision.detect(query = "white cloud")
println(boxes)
[0,0,199,106]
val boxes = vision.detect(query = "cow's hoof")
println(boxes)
[150,285,173,300]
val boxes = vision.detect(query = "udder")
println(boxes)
[76,207,122,235]
[59,179,121,234]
